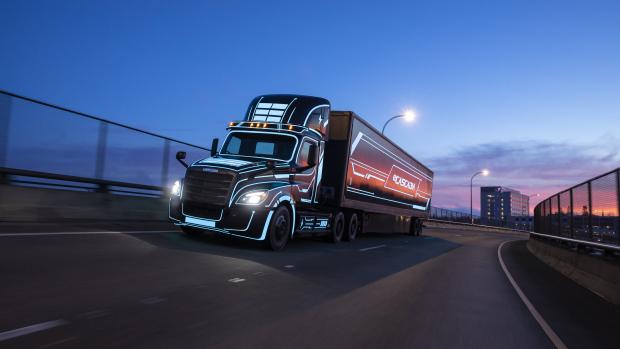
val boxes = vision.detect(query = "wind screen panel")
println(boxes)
[5,97,99,178]
[572,184,591,241]
[103,125,164,186]
[590,173,618,244]
[550,196,560,236]
[559,190,571,237]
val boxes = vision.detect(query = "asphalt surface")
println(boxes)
[0,222,617,348]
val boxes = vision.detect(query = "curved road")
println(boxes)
[0,223,618,348]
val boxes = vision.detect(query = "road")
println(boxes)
[0,222,618,348]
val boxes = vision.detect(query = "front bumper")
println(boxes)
[169,196,272,240]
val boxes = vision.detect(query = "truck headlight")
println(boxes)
[237,191,268,205]
[171,180,181,196]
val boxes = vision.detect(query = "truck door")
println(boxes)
[292,138,318,205]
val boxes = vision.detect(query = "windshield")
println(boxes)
[220,132,296,161]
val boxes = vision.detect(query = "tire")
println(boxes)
[343,212,359,241]
[415,219,423,236]
[266,206,292,251]
[329,211,345,243]
[182,226,203,236]
[409,218,420,236]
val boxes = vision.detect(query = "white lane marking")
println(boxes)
[140,297,165,305]
[284,265,295,269]
[253,271,265,276]
[228,278,246,283]
[77,309,110,320]
[359,244,386,252]
[0,319,68,342]
[498,241,568,349]
[0,230,178,237]
[40,336,77,348]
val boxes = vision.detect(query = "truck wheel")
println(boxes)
[182,226,202,236]
[267,206,291,251]
[409,218,419,236]
[329,211,345,243]
[344,212,359,241]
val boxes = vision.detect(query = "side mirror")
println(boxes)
[210,138,219,157]
[307,144,317,167]
[176,151,188,168]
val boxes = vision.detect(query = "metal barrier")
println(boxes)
[429,206,531,231]
[534,168,620,250]
[430,206,475,224]
[0,90,211,196]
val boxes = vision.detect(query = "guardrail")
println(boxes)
[533,168,620,249]
[0,90,211,196]
[429,206,531,231]
[0,167,163,197]
[425,218,529,234]
[530,231,620,253]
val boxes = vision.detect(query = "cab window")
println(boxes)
[297,140,316,168]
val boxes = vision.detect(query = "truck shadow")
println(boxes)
[133,229,461,296]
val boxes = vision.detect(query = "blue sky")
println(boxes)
[1,0,619,212]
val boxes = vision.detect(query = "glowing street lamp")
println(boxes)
[470,169,490,224]
[381,109,416,135]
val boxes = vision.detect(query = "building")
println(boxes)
[481,186,529,227]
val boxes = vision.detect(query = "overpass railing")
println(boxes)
[429,206,531,231]
[0,90,211,196]
[533,168,620,249]
[430,207,476,224]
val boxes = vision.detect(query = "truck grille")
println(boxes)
[182,167,235,207]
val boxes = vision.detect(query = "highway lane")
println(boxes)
[0,224,611,348]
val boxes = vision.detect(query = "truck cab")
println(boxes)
[169,95,336,250]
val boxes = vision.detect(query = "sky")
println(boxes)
[1,0,619,213]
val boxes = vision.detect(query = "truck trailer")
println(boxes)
[169,95,434,250]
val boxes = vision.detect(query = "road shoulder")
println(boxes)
[501,240,620,348]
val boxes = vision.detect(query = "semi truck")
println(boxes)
[169,95,433,250]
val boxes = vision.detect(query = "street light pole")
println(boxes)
[381,110,416,135]
[470,169,489,224]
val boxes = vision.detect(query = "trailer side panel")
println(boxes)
[341,115,433,216]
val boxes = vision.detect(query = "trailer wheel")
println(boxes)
[415,219,423,236]
[344,212,359,241]
[329,211,345,243]
[409,218,422,236]
[266,206,291,251]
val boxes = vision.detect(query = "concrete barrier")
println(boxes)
[0,184,169,222]
[424,219,529,236]
[527,238,620,305]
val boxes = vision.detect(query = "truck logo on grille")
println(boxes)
[202,168,219,173]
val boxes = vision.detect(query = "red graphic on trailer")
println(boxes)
[344,119,433,211]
